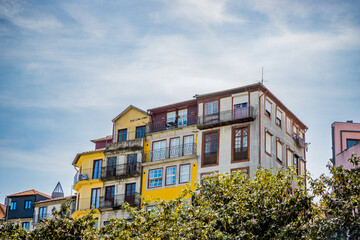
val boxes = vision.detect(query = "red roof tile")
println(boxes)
[91,136,112,143]
[7,189,52,199]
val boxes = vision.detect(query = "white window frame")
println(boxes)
[265,130,272,155]
[265,99,272,118]
[179,164,190,183]
[166,166,176,185]
[178,109,187,127]
[149,168,163,188]
[276,140,283,163]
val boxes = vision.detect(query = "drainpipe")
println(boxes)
[258,89,268,166]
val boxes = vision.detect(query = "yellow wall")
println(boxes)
[141,162,197,204]
[114,108,149,140]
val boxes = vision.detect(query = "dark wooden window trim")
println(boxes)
[231,167,250,177]
[179,163,191,184]
[201,129,220,168]
[165,165,177,186]
[200,171,218,185]
[231,125,250,163]
[148,168,163,189]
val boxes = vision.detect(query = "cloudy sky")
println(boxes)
[0,0,359,202]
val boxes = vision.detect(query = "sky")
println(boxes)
[0,0,359,203]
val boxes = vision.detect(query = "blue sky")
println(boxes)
[0,0,360,203]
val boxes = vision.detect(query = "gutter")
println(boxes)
[258,88,268,166]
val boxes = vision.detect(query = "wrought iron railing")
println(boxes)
[198,106,255,129]
[292,133,305,148]
[101,162,141,180]
[143,143,196,163]
[147,115,198,133]
[99,193,140,209]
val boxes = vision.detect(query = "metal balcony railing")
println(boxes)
[147,115,198,133]
[292,133,306,148]
[99,193,140,209]
[101,162,141,180]
[198,106,255,129]
[143,143,196,163]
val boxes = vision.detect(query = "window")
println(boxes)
[127,154,138,174]
[166,166,176,185]
[152,140,166,161]
[22,222,29,230]
[203,131,218,166]
[178,109,187,127]
[299,130,304,139]
[299,159,305,175]
[106,157,117,178]
[149,169,163,188]
[91,188,101,209]
[287,148,293,167]
[265,130,272,156]
[104,186,115,207]
[277,140,283,164]
[136,126,146,138]
[24,200,32,209]
[104,221,110,226]
[286,116,291,134]
[233,127,248,162]
[276,109,282,127]
[293,155,299,175]
[167,111,176,128]
[293,124,298,137]
[231,167,249,177]
[179,164,190,183]
[265,99,272,118]
[347,139,359,149]
[10,201,16,210]
[118,129,127,142]
[125,183,136,205]
[183,135,194,155]
[204,101,219,124]
[93,159,102,179]
[39,206,47,220]
[234,103,248,119]
[170,138,180,158]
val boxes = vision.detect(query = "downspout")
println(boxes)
[258,89,268,166]
[331,124,335,166]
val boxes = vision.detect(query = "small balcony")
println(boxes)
[198,106,255,130]
[143,143,196,163]
[106,139,143,152]
[292,133,306,148]
[101,163,141,180]
[148,115,198,133]
[99,193,140,209]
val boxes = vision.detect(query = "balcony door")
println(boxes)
[127,154,137,174]
[170,138,180,158]
[183,135,194,156]
[152,140,166,161]
[93,160,102,179]
[204,101,219,124]
[118,129,127,142]
[234,103,248,119]
[104,186,115,207]
[106,157,117,178]
[91,188,100,209]
[125,183,136,205]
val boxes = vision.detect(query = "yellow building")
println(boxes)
[141,99,198,208]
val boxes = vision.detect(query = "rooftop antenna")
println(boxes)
[260,67,268,84]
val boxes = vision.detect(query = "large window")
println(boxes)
[149,169,163,188]
[178,109,187,127]
[231,167,249,177]
[276,109,282,127]
[106,157,117,178]
[265,99,272,118]
[10,201,16,210]
[125,183,136,204]
[136,126,146,138]
[91,188,101,209]
[276,140,283,164]
[233,127,248,162]
[179,164,190,183]
[170,138,180,158]
[93,160,102,179]
[127,154,138,174]
[166,166,176,185]
[104,186,115,205]
[183,135,194,155]
[265,130,272,156]
[24,200,32,209]
[204,101,219,124]
[152,140,166,161]
[22,222,29,230]
[203,131,219,166]
[234,103,248,119]
[167,111,176,128]
[118,129,127,142]
[38,206,47,220]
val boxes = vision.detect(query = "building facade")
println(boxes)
[331,121,360,169]
[142,100,198,208]
[4,190,52,230]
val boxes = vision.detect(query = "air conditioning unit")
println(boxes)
[79,174,88,180]
[5,198,11,206]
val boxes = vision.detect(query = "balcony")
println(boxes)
[75,194,140,211]
[106,139,143,152]
[99,193,140,209]
[198,106,255,130]
[292,133,306,148]
[73,167,102,186]
[101,162,141,180]
[148,115,198,133]
[143,143,196,163]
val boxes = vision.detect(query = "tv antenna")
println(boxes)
[260,67,268,84]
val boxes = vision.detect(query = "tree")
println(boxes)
[310,154,360,239]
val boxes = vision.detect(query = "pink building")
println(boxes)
[332,121,360,169]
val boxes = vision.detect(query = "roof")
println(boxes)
[196,83,308,130]
[0,203,6,219]
[34,195,75,205]
[112,105,147,122]
[90,135,112,143]
[147,99,197,114]
[72,147,106,166]
[7,189,52,199]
